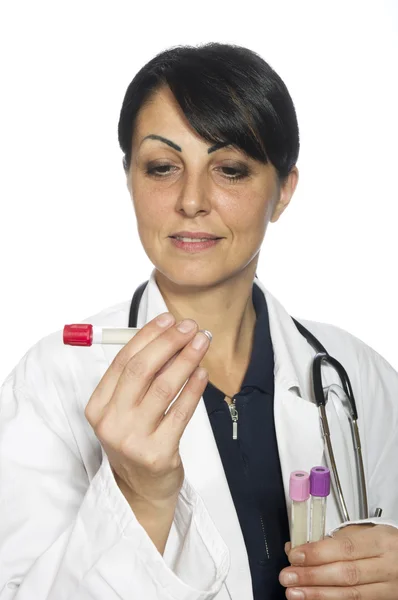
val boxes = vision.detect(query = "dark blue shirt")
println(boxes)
[202,283,290,599]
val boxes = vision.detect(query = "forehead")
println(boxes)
[134,86,190,136]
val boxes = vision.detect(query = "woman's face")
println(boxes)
[127,86,298,287]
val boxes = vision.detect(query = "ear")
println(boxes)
[270,166,299,223]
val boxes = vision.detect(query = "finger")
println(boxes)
[154,350,181,377]
[107,318,200,417]
[85,312,176,425]
[285,582,393,600]
[280,556,393,588]
[157,365,209,442]
[288,526,385,566]
[137,330,212,434]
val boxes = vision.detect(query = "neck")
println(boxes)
[154,269,258,367]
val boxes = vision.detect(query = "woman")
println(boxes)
[0,43,397,600]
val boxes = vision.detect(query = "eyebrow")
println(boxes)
[140,134,231,154]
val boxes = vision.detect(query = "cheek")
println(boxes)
[217,189,270,230]
[131,181,170,224]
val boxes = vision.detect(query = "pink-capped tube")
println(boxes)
[289,471,310,548]
[63,324,141,346]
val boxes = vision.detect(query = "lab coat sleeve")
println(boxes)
[326,343,398,537]
[0,377,229,600]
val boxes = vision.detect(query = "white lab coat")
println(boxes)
[1,269,397,600]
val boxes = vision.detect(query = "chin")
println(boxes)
[158,266,252,293]
[155,265,223,288]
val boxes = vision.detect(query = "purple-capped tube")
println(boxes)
[289,471,310,548]
[309,466,331,542]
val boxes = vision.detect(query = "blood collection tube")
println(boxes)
[309,466,330,542]
[289,471,310,548]
[63,324,213,346]
[63,324,141,346]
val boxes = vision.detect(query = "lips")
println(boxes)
[171,236,220,241]
[170,231,221,240]
[170,236,222,252]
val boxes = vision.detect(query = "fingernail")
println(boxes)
[192,332,210,350]
[280,572,298,586]
[201,329,212,342]
[289,551,305,565]
[157,313,175,327]
[288,590,304,600]
[177,319,196,333]
[196,367,208,380]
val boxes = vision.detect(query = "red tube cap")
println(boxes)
[63,324,93,346]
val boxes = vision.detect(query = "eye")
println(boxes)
[145,163,178,178]
[217,165,250,182]
[144,162,251,182]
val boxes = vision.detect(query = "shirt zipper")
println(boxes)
[228,398,239,439]
[228,394,270,559]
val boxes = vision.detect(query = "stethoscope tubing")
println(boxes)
[318,403,351,522]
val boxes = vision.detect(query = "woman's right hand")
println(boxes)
[84,313,211,510]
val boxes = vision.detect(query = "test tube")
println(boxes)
[63,324,141,346]
[63,324,212,347]
[289,471,310,548]
[309,466,330,542]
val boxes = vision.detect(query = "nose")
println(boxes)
[174,172,212,217]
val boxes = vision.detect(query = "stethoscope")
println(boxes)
[128,278,374,523]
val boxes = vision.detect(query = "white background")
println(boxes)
[0,0,397,385]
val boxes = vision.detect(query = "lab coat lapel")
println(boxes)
[179,398,252,599]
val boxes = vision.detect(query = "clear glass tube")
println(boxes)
[310,496,326,542]
[291,499,308,548]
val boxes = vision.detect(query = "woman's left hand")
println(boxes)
[279,524,398,599]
